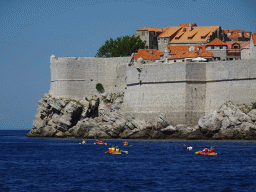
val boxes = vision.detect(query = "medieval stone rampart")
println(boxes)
[124,59,256,126]
[49,56,131,99]
[48,55,256,126]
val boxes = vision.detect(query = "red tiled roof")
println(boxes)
[137,27,163,33]
[170,26,219,43]
[167,45,206,54]
[158,27,182,37]
[225,41,250,49]
[224,29,251,38]
[168,50,213,60]
[178,23,197,27]
[252,32,256,44]
[207,38,226,46]
[134,49,164,60]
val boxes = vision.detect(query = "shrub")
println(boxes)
[252,102,256,110]
[96,83,104,92]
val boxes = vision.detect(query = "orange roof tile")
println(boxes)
[134,49,164,60]
[252,33,256,44]
[158,27,182,37]
[170,26,219,43]
[168,50,213,60]
[178,23,197,27]
[167,45,206,54]
[137,27,162,33]
[207,38,226,46]
[224,29,252,38]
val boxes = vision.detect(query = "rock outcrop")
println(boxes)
[27,94,256,140]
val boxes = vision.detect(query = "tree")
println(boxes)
[95,35,148,57]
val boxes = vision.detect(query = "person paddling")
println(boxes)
[116,146,120,152]
[82,139,86,144]
[210,147,215,153]
[98,139,103,144]
[124,141,128,145]
[187,145,193,151]
[203,146,209,153]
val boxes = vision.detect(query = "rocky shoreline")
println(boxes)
[27,93,256,140]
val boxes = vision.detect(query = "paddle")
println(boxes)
[121,150,128,154]
[184,144,187,147]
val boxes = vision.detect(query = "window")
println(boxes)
[151,31,155,35]
[142,31,145,35]
[247,33,251,37]
[238,32,242,37]
[175,37,179,40]
[232,43,240,49]
[182,60,185,62]
[158,39,160,44]
[164,38,167,44]
[211,46,214,50]
[227,32,231,36]
[188,37,192,40]
[197,47,202,50]
[189,46,195,51]
[220,46,223,49]
[174,60,176,62]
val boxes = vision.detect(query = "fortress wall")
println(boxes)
[124,59,256,126]
[124,63,187,124]
[185,63,206,126]
[205,59,256,113]
[49,57,131,99]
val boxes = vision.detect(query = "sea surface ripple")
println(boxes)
[0,130,256,192]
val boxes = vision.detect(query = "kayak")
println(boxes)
[195,151,217,156]
[79,143,87,144]
[94,142,107,145]
[105,150,128,155]
[124,143,129,146]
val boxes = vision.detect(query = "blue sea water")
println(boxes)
[0,130,256,192]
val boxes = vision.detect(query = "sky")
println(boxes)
[0,0,256,130]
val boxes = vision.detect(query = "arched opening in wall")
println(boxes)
[232,43,240,49]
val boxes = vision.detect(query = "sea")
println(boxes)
[0,130,256,192]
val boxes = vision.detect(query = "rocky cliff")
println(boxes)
[27,93,256,140]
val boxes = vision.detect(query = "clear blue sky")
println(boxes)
[0,0,256,130]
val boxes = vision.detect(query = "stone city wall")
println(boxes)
[49,56,131,99]
[124,59,256,126]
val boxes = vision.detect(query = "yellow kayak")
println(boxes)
[195,151,217,156]
[94,142,107,145]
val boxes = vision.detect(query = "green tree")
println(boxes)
[95,35,148,57]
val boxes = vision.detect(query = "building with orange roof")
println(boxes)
[136,27,163,50]
[167,45,206,55]
[136,23,226,52]
[134,49,165,62]
[225,41,250,60]
[206,38,227,60]
[168,50,214,63]
[224,29,251,41]
[224,29,252,60]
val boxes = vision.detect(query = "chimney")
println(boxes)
[189,23,192,31]
[150,50,153,54]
